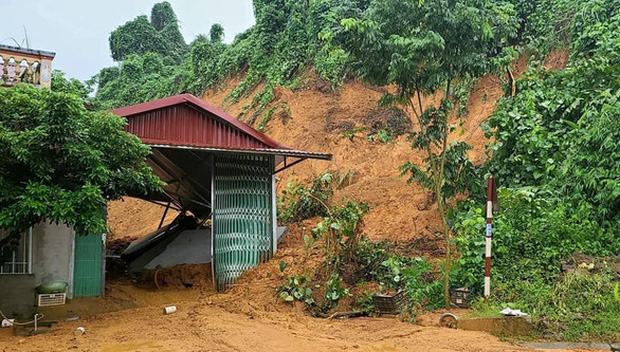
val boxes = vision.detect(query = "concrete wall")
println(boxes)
[32,222,74,299]
[128,229,211,273]
[0,222,78,317]
[0,275,36,318]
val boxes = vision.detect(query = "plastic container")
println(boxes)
[450,286,471,308]
[35,281,68,294]
[373,291,406,314]
[164,306,177,315]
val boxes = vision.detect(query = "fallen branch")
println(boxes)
[325,311,366,320]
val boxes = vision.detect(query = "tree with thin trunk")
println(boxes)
[339,0,518,308]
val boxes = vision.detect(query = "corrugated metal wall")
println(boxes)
[73,233,103,297]
[212,154,274,291]
[125,105,269,149]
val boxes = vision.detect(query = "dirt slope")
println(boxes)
[201,74,498,243]
[107,52,568,244]
[107,197,179,240]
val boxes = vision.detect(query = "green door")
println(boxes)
[213,154,274,291]
[73,233,103,297]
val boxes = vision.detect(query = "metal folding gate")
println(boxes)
[73,233,104,297]
[212,154,274,291]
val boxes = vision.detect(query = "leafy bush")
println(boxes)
[277,173,334,223]
[454,187,620,340]
[354,290,376,315]
[322,273,351,311]
[278,275,315,305]
[489,272,620,341]
[352,239,445,314]
[454,188,620,292]
[367,129,393,144]
[313,201,369,274]
[401,259,444,312]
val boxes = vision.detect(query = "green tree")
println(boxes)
[51,70,93,104]
[0,84,162,240]
[209,24,225,43]
[151,1,177,31]
[340,0,518,308]
[109,2,187,62]
[109,15,168,61]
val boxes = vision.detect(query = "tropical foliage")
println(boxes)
[0,84,162,237]
[453,0,620,341]
[337,0,518,308]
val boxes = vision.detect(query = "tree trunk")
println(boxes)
[437,192,452,309]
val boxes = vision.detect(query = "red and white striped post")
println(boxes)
[484,176,495,299]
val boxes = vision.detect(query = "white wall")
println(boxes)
[32,222,74,299]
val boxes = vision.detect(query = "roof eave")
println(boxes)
[145,143,333,161]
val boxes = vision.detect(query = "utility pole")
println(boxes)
[484,176,496,299]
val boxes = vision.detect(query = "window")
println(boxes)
[0,229,32,274]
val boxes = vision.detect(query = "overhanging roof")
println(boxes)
[0,44,56,59]
[112,94,332,161]
[113,94,331,214]
[113,94,285,149]
[145,143,332,161]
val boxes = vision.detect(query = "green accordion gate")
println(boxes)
[73,233,103,297]
[212,154,274,291]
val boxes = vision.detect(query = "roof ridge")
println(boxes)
[112,93,288,150]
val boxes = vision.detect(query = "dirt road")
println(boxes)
[0,295,603,352]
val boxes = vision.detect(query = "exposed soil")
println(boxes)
[0,280,603,352]
[0,288,602,352]
[107,197,179,240]
[70,54,582,352]
[201,72,494,244]
[106,52,569,246]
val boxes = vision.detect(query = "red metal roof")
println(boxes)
[112,93,287,150]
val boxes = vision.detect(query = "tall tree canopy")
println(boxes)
[209,24,225,43]
[0,84,162,236]
[109,2,187,61]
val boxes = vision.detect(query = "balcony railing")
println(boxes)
[0,55,51,87]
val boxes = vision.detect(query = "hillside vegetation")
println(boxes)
[89,0,620,342]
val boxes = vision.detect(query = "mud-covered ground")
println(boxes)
[0,290,603,352]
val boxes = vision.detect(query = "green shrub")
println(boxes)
[277,173,334,223]
[454,188,620,292]
[490,272,620,341]
[322,273,351,311]
[278,275,315,305]
[367,129,393,144]
[313,201,369,273]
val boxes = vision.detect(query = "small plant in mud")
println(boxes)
[278,275,315,306]
[339,126,366,142]
[354,290,376,315]
[277,173,334,223]
[321,273,351,312]
[367,129,393,144]
[312,201,369,274]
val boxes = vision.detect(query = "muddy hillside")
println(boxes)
[108,52,568,245]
